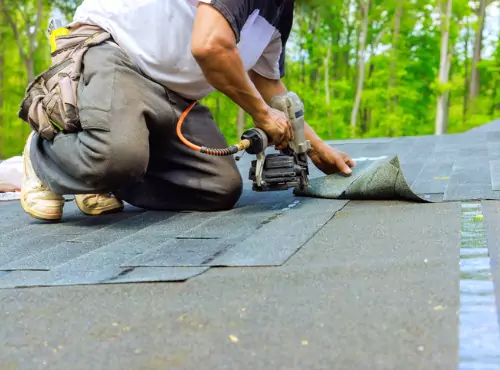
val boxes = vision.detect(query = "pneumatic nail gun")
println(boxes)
[240,92,311,192]
[176,91,311,192]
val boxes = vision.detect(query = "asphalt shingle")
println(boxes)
[0,120,500,287]
[0,200,462,369]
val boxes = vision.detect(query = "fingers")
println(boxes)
[0,185,20,193]
[286,119,294,142]
[275,115,292,150]
[336,159,353,175]
[276,133,287,150]
[339,150,356,169]
[255,108,294,150]
[345,157,356,168]
[333,152,354,175]
[276,116,292,146]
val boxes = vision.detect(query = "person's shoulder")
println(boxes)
[251,0,294,26]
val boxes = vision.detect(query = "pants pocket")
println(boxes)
[77,46,118,131]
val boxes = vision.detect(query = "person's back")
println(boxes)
[72,0,292,99]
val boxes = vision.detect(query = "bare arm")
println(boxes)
[249,70,356,175]
[191,4,266,120]
[191,3,293,147]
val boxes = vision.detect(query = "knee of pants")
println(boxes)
[209,169,243,211]
[85,141,149,190]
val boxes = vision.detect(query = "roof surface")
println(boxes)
[1,120,499,368]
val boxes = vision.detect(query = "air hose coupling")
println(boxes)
[200,139,251,156]
[197,128,267,157]
[241,128,268,155]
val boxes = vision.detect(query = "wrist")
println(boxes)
[304,122,324,150]
[250,101,271,125]
[308,139,327,156]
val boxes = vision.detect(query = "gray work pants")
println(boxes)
[31,42,243,211]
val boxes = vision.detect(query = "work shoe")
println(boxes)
[20,132,65,221]
[75,193,124,216]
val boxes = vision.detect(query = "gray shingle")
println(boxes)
[208,198,348,266]
[122,238,234,267]
[444,159,493,200]
[0,266,208,288]
[0,205,172,268]
[411,161,454,194]
[1,120,499,288]
[398,162,424,185]
[124,198,347,267]
[490,160,500,191]
[445,185,500,201]
[103,267,209,284]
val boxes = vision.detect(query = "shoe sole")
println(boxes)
[20,195,63,222]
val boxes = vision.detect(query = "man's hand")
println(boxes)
[253,108,294,150]
[308,143,356,175]
[0,182,20,193]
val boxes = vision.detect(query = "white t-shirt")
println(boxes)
[72,0,294,100]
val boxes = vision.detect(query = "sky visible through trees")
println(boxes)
[0,0,499,158]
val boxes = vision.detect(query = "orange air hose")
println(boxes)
[176,101,251,156]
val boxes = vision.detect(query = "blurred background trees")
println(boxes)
[0,0,498,158]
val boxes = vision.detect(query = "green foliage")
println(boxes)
[0,0,499,158]
[52,0,82,21]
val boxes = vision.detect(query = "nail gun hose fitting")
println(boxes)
[177,101,251,156]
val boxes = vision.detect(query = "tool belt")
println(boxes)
[18,25,111,140]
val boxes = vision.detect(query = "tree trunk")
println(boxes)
[435,0,452,136]
[362,27,385,134]
[308,12,320,88]
[298,2,306,84]
[352,12,361,89]
[443,54,453,131]
[300,53,306,84]
[350,0,370,135]
[332,31,340,83]
[490,74,498,117]
[26,57,35,83]
[388,4,403,111]
[324,47,332,138]
[344,0,354,82]
[236,107,245,139]
[463,20,470,125]
[363,62,375,133]
[2,0,44,85]
[469,0,486,100]
[361,23,374,135]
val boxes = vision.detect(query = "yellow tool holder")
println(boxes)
[49,27,70,53]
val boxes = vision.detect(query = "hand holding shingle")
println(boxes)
[309,144,356,175]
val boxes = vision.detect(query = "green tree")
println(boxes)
[53,0,82,22]
[0,0,499,158]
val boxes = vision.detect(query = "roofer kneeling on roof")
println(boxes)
[18,0,355,222]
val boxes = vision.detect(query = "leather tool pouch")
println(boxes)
[18,25,111,141]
